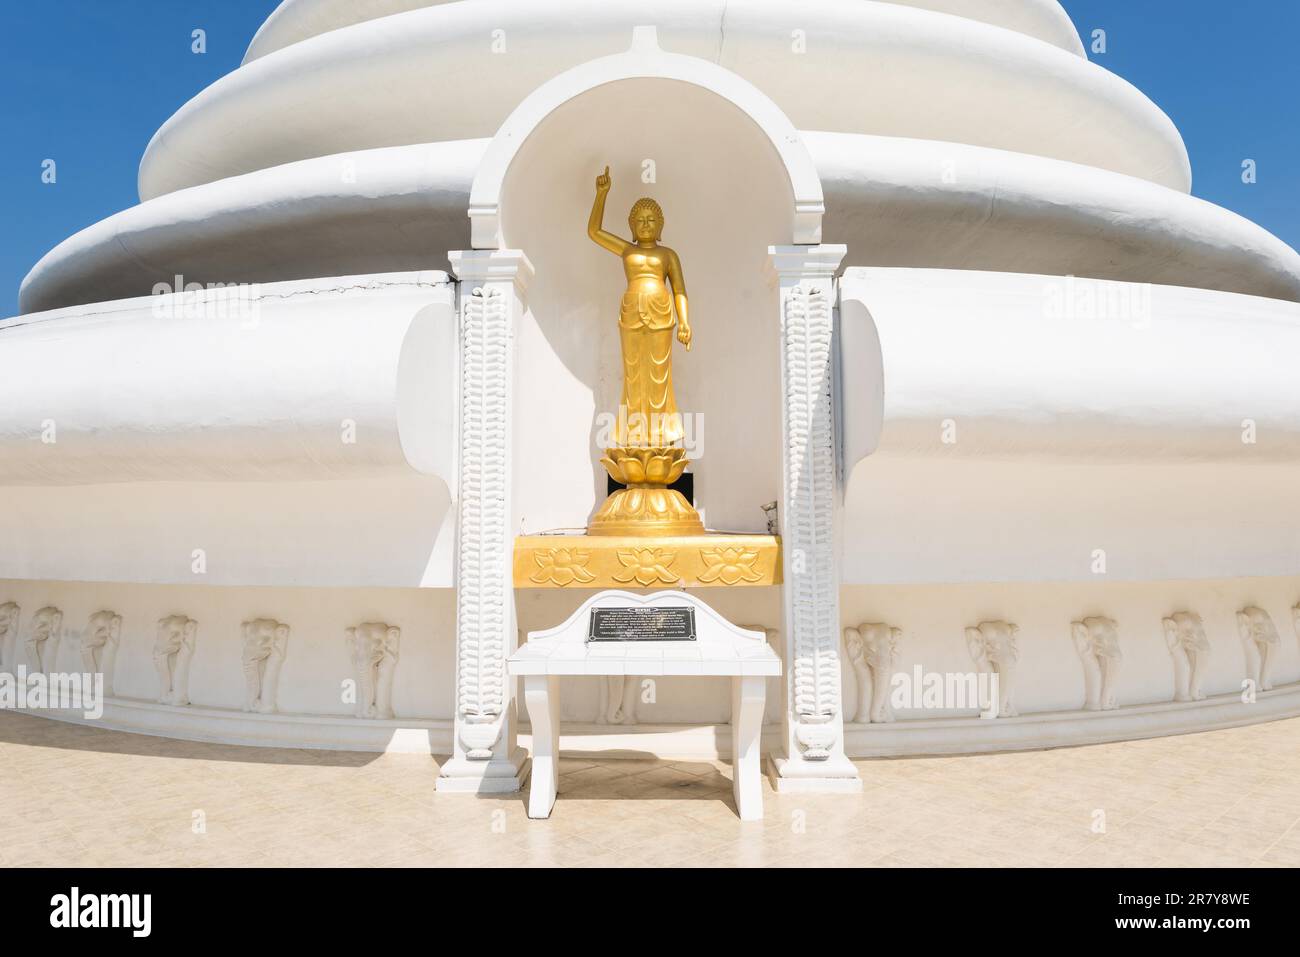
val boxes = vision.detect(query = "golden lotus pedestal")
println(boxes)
[514,533,782,589]
[517,445,779,589]
[590,445,703,537]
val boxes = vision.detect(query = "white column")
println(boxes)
[766,244,862,792]
[437,249,533,793]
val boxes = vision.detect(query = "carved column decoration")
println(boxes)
[767,245,861,791]
[439,249,533,793]
[457,284,510,748]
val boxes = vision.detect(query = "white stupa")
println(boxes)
[3,0,1299,793]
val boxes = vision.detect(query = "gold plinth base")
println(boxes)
[587,486,705,537]
[515,534,781,589]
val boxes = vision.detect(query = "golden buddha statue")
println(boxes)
[586,166,704,536]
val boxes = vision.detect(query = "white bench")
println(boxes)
[508,590,782,821]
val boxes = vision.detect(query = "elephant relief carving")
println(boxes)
[1236,607,1280,693]
[25,606,63,673]
[844,623,901,723]
[1162,612,1210,702]
[597,676,638,726]
[965,620,1019,718]
[1070,617,1122,711]
[345,622,400,719]
[241,618,289,714]
[79,610,122,697]
[155,616,198,706]
[0,602,20,672]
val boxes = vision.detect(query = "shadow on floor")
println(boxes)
[0,710,400,768]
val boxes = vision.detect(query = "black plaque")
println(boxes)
[588,606,697,642]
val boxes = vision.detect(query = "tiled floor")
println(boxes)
[2,710,1299,867]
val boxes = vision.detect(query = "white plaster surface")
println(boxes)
[139,0,1187,200]
[244,0,458,63]
[0,272,457,484]
[0,476,453,588]
[0,273,458,588]
[470,29,822,249]
[839,269,1300,584]
[881,0,1084,54]
[25,132,1300,317]
[243,0,1086,63]
[21,141,483,314]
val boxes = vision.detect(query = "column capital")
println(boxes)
[766,244,848,283]
[448,248,535,295]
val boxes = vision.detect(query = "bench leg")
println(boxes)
[523,675,560,819]
[731,675,766,821]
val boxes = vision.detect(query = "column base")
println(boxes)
[436,747,531,794]
[766,755,863,794]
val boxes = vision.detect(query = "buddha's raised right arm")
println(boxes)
[588,166,626,255]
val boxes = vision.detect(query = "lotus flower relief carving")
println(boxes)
[529,547,596,586]
[698,546,764,585]
[612,547,680,586]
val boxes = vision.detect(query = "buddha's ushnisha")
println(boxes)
[587,166,691,449]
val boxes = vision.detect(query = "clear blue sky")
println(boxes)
[1,0,1297,316]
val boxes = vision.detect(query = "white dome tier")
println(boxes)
[22,133,1300,315]
[137,0,1188,201]
[242,0,1087,63]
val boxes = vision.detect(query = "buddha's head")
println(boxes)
[628,198,664,243]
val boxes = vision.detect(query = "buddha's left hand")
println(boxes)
[677,322,692,350]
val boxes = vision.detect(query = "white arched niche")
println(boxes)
[469,28,825,533]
